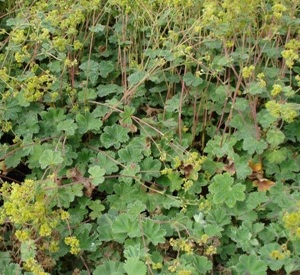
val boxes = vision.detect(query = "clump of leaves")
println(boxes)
[1,0,300,274]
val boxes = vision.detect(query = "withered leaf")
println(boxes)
[253,178,275,192]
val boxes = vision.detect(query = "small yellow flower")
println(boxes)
[205,245,217,256]
[60,210,70,220]
[270,250,280,259]
[271,84,282,97]
[65,236,80,255]
[242,65,255,79]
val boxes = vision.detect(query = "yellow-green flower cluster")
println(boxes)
[257,73,266,88]
[0,178,71,264]
[14,46,30,63]
[271,84,283,97]
[15,229,31,242]
[183,179,193,191]
[283,210,300,239]
[282,39,300,68]
[23,71,55,102]
[151,262,163,270]
[24,257,49,275]
[280,104,298,123]
[269,244,291,260]
[199,199,212,211]
[169,238,194,254]
[11,29,27,44]
[197,234,218,256]
[282,50,299,68]
[168,259,180,273]
[272,3,287,18]
[242,65,255,79]
[64,236,81,255]
[204,245,217,256]
[1,180,61,235]
[197,234,209,245]
[178,270,192,275]
[162,152,205,181]
[1,121,12,133]
[265,100,297,123]
[0,67,9,82]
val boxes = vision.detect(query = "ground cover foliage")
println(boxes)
[0,0,300,274]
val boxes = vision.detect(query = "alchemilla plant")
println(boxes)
[0,0,300,274]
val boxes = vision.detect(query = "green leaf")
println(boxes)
[209,173,246,208]
[100,124,130,149]
[120,163,140,184]
[118,145,143,163]
[183,72,203,87]
[165,94,181,112]
[246,192,268,210]
[167,171,183,192]
[74,224,100,251]
[4,147,27,169]
[227,225,253,250]
[204,135,237,158]
[206,209,231,227]
[264,67,281,78]
[248,81,265,95]
[15,111,39,138]
[88,200,105,220]
[56,185,83,208]
[76,112,102,134]
[94,151,119,175]
[236,255,267,275]
[140,157,161,181]
[266,128,285,147]
[284,120,300,142]
[2,263,22,275]
[39,149,63,169]
[97,84,123,97]
[112,214,141,242]
[204,224,223,237]
[257,109,278,129]
[0,252,12,270]
[123,257,147,275]
[78,88,98,102]
[79,60,100,85]
[99,61,114,78]
[88,165,106,185]
[20,240,36,261]
[93,261,125,275]
[128,71,147,86]
[234,98,249,111]
[89,24,105,33]
[142,219,166,245]
[242,136,268,155]
[57,119,77,136]
[127,201,147,217]
[120,106,136,124]
[96,214,114,241]
[40,107,66,134]
[265,147,288,164]
[193,255,213,274]
[233,155,253,180]
[124,244,146,259]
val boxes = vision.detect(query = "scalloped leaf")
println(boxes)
[124,257,147,275]
[142,219,166,245]
[236,254,267,275]
[100,124,130,149]
[93,261,125,275]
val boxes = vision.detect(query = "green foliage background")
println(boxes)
[0,0,300,274]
